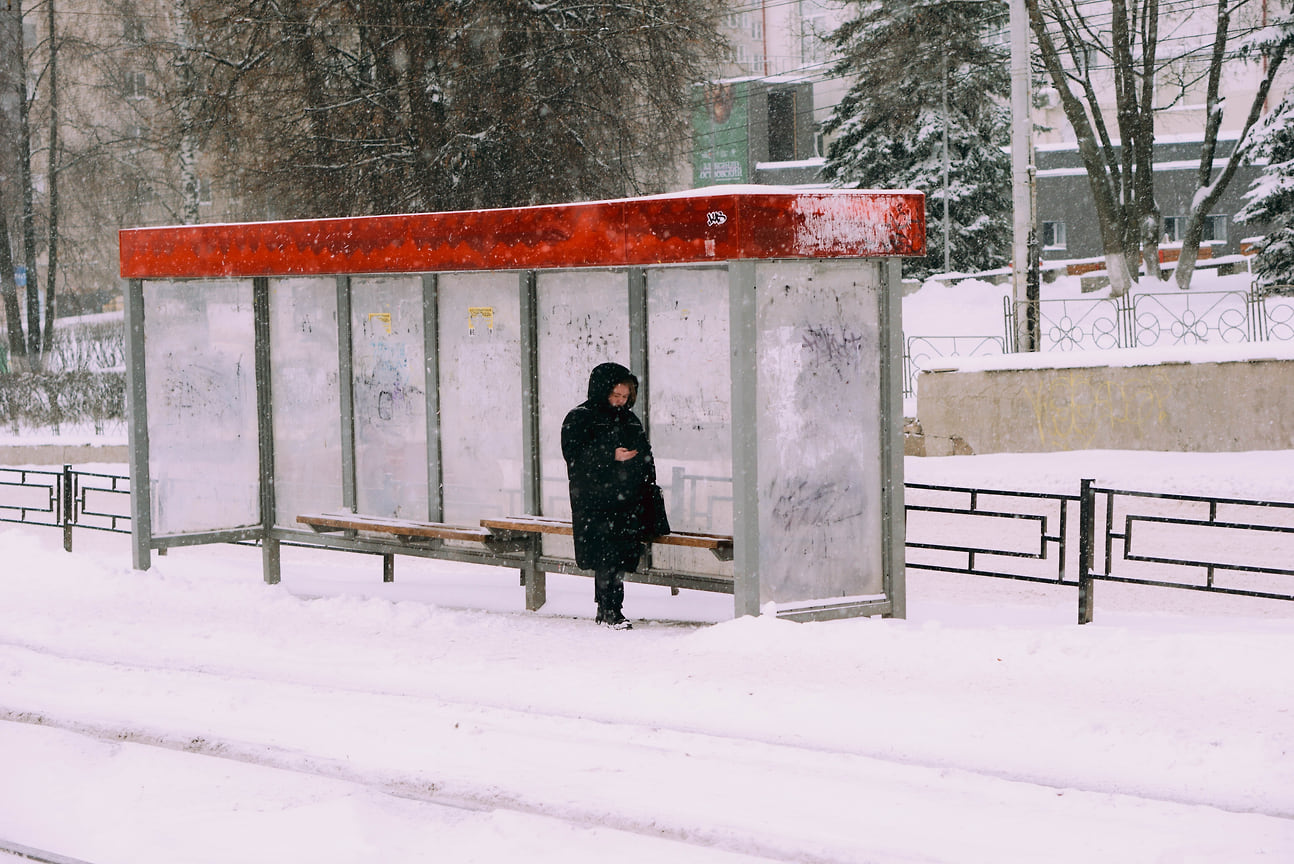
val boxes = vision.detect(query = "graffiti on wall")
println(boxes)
[1023,369,1171,450]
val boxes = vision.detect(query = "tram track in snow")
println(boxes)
[0,704,879,864]
[2,634,1292,823]
[2,632,1293,864]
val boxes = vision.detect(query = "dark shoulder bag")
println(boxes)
[641,482,671,539]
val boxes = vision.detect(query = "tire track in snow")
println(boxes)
[0,635,1288,822]
[3,641,1294,864]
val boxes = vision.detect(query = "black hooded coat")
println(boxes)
[561,363,655,573]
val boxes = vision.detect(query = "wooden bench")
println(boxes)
[479,515,734,561]
[479,515,735,608]
[298,512,498,543]
[297,512,528,582]
[295,511,733,610]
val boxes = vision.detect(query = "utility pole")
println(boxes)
[941,43,951,274]
[1010,0,1037,351]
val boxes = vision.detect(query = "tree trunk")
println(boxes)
[174,0,201,224]
[1133,0,1163,281]
[1174,7,1288,289]
[15,0,41,361]
[0,185,23,369]
[42,0,58,345]
[1028,0,1136,296]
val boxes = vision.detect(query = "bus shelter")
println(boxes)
[118,188,925,622]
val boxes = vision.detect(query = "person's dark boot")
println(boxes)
[602,572,630,628]
[603,611,632,630]
[594,570,613,624]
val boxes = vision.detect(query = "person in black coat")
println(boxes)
[561,362,656,629]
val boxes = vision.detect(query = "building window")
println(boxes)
[124,72,147,100]
[1164,215,1227,244]
[1041,221,1067,250]
[1163,216,1184,243]
[1157,58,1209,109]
[125,125,150,153]
[124,17,146,43]
[768,90,797,162]
[1203,214,1227,244]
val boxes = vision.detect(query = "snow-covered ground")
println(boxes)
[3,269,1293,863]
[2,447,1293,864]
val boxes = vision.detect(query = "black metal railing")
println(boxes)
[903,335,1007,397]
[1077,480,1294,623]
[7,466,1293,623]
[0,464,132,551]
[1004,292,1130,353]
[998,282,1294,354]
[904,482,1080,586]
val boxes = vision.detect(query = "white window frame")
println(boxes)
[1041,220,1067,250]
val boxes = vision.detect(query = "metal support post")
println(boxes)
[728,260,760,617]
[1078,478,1096,624]
[62,463,73,552]
[879,261,907,619]
[519,270,546,610]
[422,274,444,522]
[336,276,358,513]
[123,278,152,571]
[252,277,280,585]
[627,267,652,572]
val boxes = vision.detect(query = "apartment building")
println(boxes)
[695,1,850,187]
[1030,2,1292,263]
[0,0,242,320]
[706,2,1291,266]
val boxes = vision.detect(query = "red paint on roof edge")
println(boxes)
[119,190,926,279]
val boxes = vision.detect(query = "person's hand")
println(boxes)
[614,447,638,462]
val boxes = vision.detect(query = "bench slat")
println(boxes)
[298,513,494,543]
[481,516,573,536]
[480,516,733,552]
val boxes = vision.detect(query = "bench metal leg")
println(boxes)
[383,553,395,583]
[523,538,546,611]
[262,537,281,586]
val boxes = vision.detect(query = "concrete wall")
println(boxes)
[917,359,1294,454]
[0,444,128,466]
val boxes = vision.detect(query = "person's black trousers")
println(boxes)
[594,569,624,621]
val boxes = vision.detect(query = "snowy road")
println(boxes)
[5,634,1292,864]
[2,520,1294,863]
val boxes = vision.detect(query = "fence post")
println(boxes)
[1118,293,1132,348]
[1078,477,1095,624]
[62,464,74,552]
[1003,296,1016,352]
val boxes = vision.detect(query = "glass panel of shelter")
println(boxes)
[536,269,631,561]
[437,271,525,527]
[350,276,429,520]
[269,277,343,528]
[143,278,259,536]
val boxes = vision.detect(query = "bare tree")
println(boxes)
[1171,6,1291,289]
[171,0,200,223]
[0,3,28,365]
[42,0,59,348]
[177,0,729,219]
[1027,0,1291,293]
[1026,0,1163,296]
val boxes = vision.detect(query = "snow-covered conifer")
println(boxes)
[1237,100,1294,287]
[822,0,1011,278]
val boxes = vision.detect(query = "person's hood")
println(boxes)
[585,362,637,409]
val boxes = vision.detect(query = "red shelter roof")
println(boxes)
[119,188,926,279]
